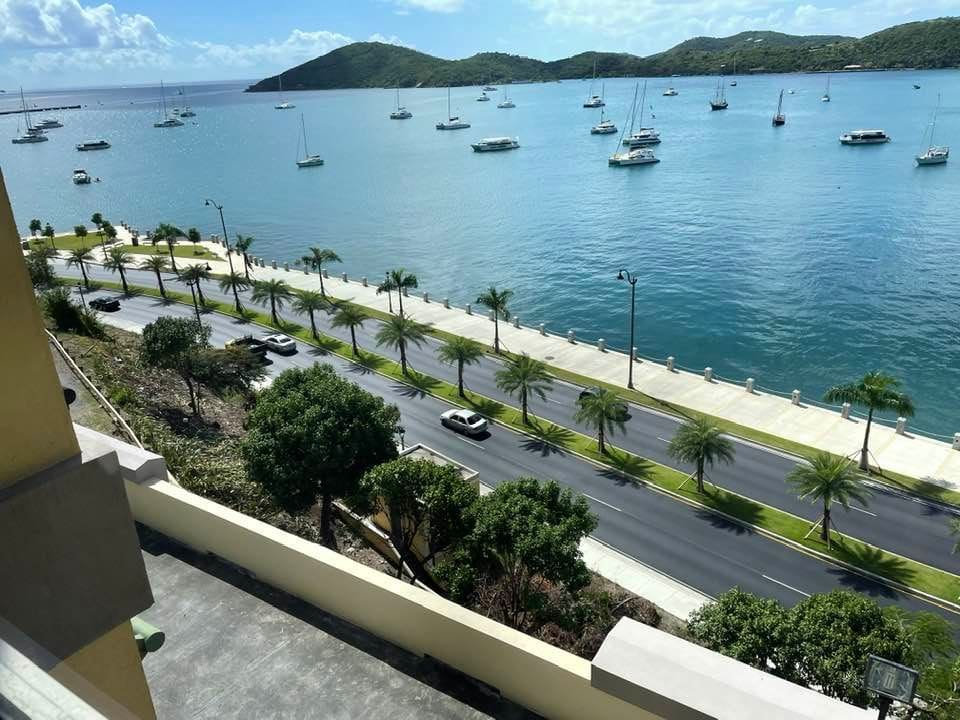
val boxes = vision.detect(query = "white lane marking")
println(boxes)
[762,575,810,597]
[847,505,878,517]
[455,435,484,450]
[546,398,565,404]
[582,493,622,513]
[656,437,671,443]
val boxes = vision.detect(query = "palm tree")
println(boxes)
[331,304,368,356]
[667,417,736,493]
[103,222,118,250]
[376,275,396,313]
[139,255,170,298]
[187,227,202,254]
[787,452,870,548]
[251,279,294,326]
[476,286,513,353]
[305,247,341,296]
[438,336,484,397]
[153,223,182,271]
[823,371,916,471]
[90,213,105,252]
[386,269,418,317]
[29,218,42,237]
[73,225,88,247]
[292,290,328,340]
[42,223,56,250]
[496,353,553,425]
[178,264,211,305]
[66,247,94,287]
[375,314,429,375]
[576,387,628,454]
[219,271,250,313]
[103,247,133,294]
[234,234,255,279]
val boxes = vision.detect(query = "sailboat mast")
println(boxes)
[160,80,167,117]
[619,82,639,147]
[930,93,940,147]
[301,114,309,157]
[638,80,647,127]
[20,87,31,129]
[447,86,451,119]
[777,89,783,115]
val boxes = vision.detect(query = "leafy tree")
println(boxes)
[234,233,255,279]
[688,588,795,679]
[187,227,201,253]
[787,452,870,548]
[438,335,484,397]
[495,353,552,424]
[292,289,327,340]
[305,247,340,296]
[386,268,418,316]
[66,247,94,288]
[42,223,56,250]
[218,271,249,313]
[242,364,401,545]
[251,278,294,325]
[140,317,211,416]
[90,212,105,251]
[103,221,118,248]
[439,477,597,631]
[29,218,41,237]
[575,387,628,454]
[73,225,88,247]
[355,457,476,589]
[25,246,58,288]
[331,303,367,356]
[476,286,513,353]
[191,346,266,395]
[41,288,105,338]
[375,313,429,375]
[140,255,170,298]
[824,371,915,471]
[103,246,134,294]
[667,416,735,493]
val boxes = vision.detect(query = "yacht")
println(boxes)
[496,89,515,109]
[72,168,92,185]
[916,95,948,166]
[153,80,183,127]
[76,140,111,151]
[389,84,412,119]
[11,87,48,143]
[476,91,491,102]
[36,118,63,129]
[772,90,785,126]
[436,87,470,130]
[483,85,497,92]
[275,73,295,110]
[663,87,678,96]
[821,75,831,103]
[609,148,659,166]
[591,106,617,134]
[471,136,519,152]
[295,113,324,167]
[622,81,660,146]
[710,76,727,110]
[839,129,890,145]
[583,60,604,107]
[178,106,196,118]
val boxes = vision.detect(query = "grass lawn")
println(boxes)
[89,276,960,607]
[119,243,219,260]
[26,235,103,253]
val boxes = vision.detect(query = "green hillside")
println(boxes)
[246,17,960,92]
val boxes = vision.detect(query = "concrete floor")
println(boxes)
[137,526,537,720]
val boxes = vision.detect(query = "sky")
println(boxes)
[0,0,953,89]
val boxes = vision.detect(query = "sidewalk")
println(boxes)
[190,247,960,492]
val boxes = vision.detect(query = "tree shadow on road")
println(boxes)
[519,420,572,457]
[822,539,916,598]
[690,490,762,536]
[601,447,654,485]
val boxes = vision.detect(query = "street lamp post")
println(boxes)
[203,199,236,276]
[617,269,638,389]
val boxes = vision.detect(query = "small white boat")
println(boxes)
[436,87,470,130]
[76,140,110,151]
[609,148,659,166]
[154,117,184,128]
[839,129,890,145]
[622,82,660,146]
[476,91,491,102]
[471,136,519,152]
[179,106,196,117]
[772,90,785,126]
[154,81,183,127]
[295,113,323,167]
[72,168,92,184]
[36,118,63,129]
[497,89,514,108]
[663,87,678,96]
[483,85,497,91]
[583,59,605,107]
[591,106,617,134]
[275,73,295,110]
[787,89,795,94]
[916,94,948,166]
[389,84,412,119]
[11,87,48,143]
[821,75,831,102]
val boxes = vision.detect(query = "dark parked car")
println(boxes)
[89,297,120,312]
[578,387,631,421]
[226,335,269,361]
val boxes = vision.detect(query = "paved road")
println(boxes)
[62,261,960,576]
[61,275,960,625]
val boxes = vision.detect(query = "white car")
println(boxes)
[441,409,488,436]
[262,334,297,355]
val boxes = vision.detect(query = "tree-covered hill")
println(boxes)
[246,17,960,92]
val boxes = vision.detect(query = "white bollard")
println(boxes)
[745,378,754,393]
[513,316,520,328]
[896,417,907,435]
[954,433,960,450]
[465,304,472,315]
[322,268,328,278]
[303,266,309,274]
[791,389,801,406]
[423,292,429,303]
[567,330,576,343]
[403,287,409,297]
[841,402,851,419]
[489,310,495,321]
[341,272,348,283]
[443,297,449,308]
[632,346,638,362]
[704,367,713,382]
[362,276,368,287]
[271,259,277,269]
[283,262,289,271]
[539,323,546,336]
[597,338,606,352]
[666,356,675,372]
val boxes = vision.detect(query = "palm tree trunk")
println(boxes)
[598,425,606,454]
[493,316,500,353]
[399,339,408,374]
[319,494,336,549]
[231,284,241,313]
[398,290,405,318]
[79,263,89,287]
[155,270,166,298]
[696,459,704,493]
[318,268,326,296]
[822,504,831,547]
[243,253,250,280]
[309,311,318,340]
[860,408,873,471]
[521,388,528,424]
[119,267,128,294]
[350,327,358,355]
[270,297,278,325]
[195,282,205,305]
[168,246,177,272]
[457,359,465,397]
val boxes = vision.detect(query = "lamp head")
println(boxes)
[617,270,625,281]
[204,199,210,207]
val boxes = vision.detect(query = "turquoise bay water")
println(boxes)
[2,72,959,434]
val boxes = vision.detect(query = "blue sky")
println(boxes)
[0,0,953,88]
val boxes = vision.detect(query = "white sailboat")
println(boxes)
[497,88,515,109]
[436,87,470,130]
[296,114,324,167]
[772,89,785,126]
[390,84,412,119]
[11,87,48,144]
[591,105,616,134]
[609,84,659,166]
[178,86,196,117]
[583,59,604,107]
[153,81,184,127]
[821,75,831,103]
[275,74,295,110]
[710,75,727,110]
[622,80,660,146]
[916,94,949,166]
[729,55,737,85]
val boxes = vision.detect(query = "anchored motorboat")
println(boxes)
[609,147,659,166]
[839,129,890,145]
[36,118,63,129]
[72,168,92,184]
[76,140,111,151]
[471,136,519,152]
[663,87,678,96]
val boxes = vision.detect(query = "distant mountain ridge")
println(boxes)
[246,16,960,92]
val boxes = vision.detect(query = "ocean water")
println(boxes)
[2,72,959,435]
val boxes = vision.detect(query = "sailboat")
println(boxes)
[178,86,196,117]
[11,87,48,144]
[622,80,660,146]
[436,87,470,130]
[729,55,738,86]
[772,89,785,126]
[710,75,727,110]
[296,114,324,167]
[153,80,184,128]
[821,75,831,103]
[609,83,659,166]
[497,88,515,109]
[591,104,616,134]
[275,74,295,110]
[389,84,412,119]
[916,94,949,166]
[583,59,604,107]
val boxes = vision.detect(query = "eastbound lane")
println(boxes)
[62,262,960,575]
[70,286,960,624]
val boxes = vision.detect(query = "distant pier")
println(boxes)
[0,104,81,116]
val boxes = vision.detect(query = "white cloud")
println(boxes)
[393,0,464,13]
[0,0,170,49]
[367,32,415,49]
[190,29,355,70]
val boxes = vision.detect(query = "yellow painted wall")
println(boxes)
[0,170,79,489]
[127,478,661,720]
[51,621,157,720]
